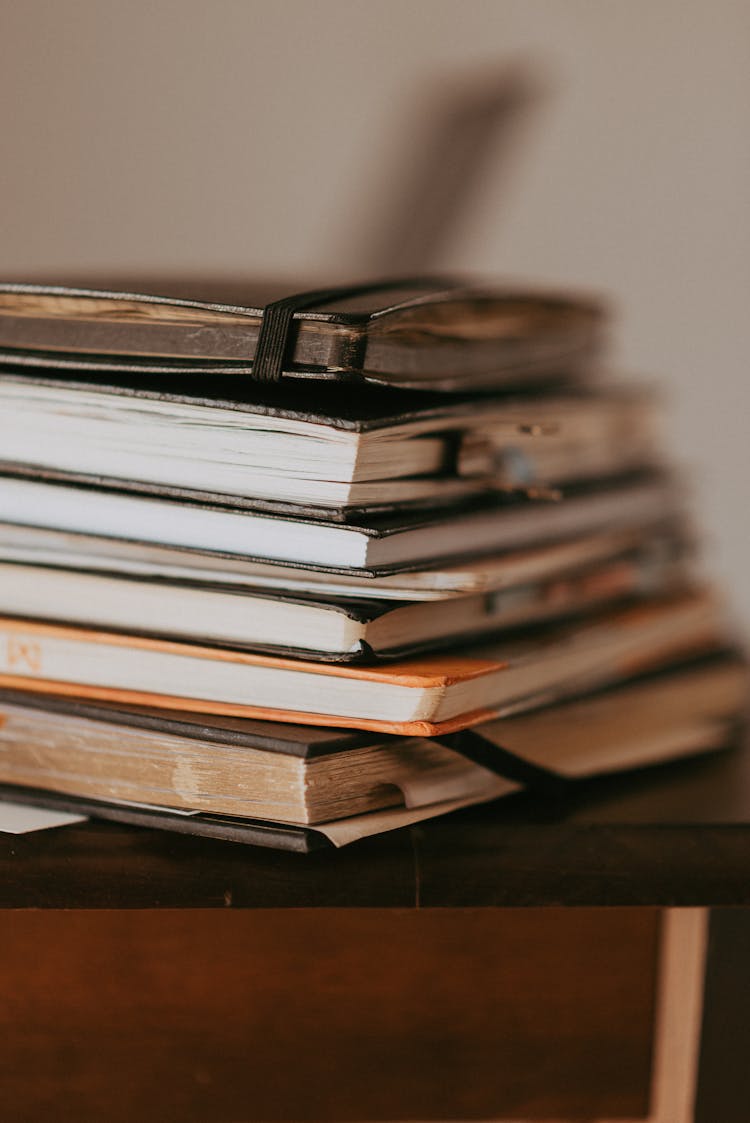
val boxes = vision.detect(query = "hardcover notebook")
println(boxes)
[0,656,742,850]
[0,590,724,734]
[0,278,604,390]
[0,374,657,518]
[0,472,678,572]
[0,533,687,660]
[0,520,684,601]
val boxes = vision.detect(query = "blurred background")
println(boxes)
[1,0,748,618]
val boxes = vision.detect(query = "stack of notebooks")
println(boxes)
[0,277,744,850]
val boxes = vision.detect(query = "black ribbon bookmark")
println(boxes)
[251,277,459,382]
[434,729,567,791]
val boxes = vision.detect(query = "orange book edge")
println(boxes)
[0,675,500,737]
[0,615,503,687]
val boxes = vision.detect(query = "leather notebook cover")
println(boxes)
[0,278,605,392]
[0,367,557,430]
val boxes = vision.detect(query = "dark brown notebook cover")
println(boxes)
[0,278,604,391]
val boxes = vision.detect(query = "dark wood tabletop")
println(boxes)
[3,740,750,1123]
[3,737,750,910]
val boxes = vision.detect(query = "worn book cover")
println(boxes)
[0,278,604,391]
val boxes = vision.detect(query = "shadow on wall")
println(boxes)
[350,60,550,276]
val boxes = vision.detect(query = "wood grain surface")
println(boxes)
[0,908,658,1122]
[2,741,750,909]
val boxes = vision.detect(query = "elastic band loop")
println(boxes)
[251,277,456,382]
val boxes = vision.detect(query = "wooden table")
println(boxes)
[2,744,749,1123]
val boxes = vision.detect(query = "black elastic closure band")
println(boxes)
[251,277,457,382]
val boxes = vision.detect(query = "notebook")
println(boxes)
[0,472,677,572]
[0,655,742,849]
[0,519,684,600]
[0,537,686,660]
[0,375,656,517]
[0,590,723,734]
[0,278,604,390]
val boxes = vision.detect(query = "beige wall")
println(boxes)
[1,1,748,619]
